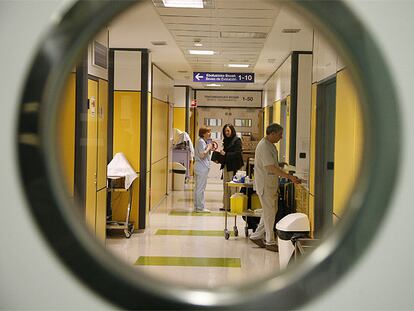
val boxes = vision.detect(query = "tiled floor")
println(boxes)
[106,178,280,289]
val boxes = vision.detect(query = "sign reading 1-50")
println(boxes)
[238,74,254,81]
[242,96,254,101]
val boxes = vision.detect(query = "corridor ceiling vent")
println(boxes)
[152,0,214,9]
[151,41,168,46]
[282,28,301,33]
[193,38,202,47]
[220,31,268,39]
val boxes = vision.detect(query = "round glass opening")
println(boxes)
[17,0,400,309]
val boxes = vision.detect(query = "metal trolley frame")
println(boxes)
[224,181,261,240]
[106,178,134,238]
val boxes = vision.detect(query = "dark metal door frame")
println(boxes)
[314,76,337,237]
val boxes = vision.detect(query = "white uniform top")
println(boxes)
[254,137,279,195]
[194,137,211,170]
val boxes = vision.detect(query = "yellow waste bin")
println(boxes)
[251,193,261,210]
[230,193,247,214]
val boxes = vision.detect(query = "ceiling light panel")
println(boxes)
[228,64,250,68]
[153,0,214,9]
[189,50,215,55]
[162,0,203,9]
[172,30,220,38]
[220,32,267,39]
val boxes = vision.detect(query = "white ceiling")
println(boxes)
[109,0,313,90]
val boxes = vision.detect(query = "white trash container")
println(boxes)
[172,162,186,190]
[276,213,310,269]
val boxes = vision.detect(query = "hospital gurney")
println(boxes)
[106,153,138,238]
[106,176,134,238]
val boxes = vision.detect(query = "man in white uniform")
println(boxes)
[250,123,301,252]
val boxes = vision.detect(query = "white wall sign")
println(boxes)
[196,90,262,107]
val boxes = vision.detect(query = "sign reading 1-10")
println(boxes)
[238,74,254,81]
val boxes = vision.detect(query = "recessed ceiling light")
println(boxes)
[189,50,215,55]
[162,0,203,8]
[228,64,249,68]
[206,83,221,87]
[194,43,203,47]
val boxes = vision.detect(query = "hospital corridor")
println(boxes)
[2,0,414,309]
[106,178,279,288]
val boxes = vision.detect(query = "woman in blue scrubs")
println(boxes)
[194,127,213,212]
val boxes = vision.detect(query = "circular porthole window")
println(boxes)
[17,0,400,309]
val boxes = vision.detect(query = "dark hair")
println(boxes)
[266,123,283,135]
[222,124,236,138]
[198,127,211,138]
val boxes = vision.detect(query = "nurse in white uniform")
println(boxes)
[194,127,213,212]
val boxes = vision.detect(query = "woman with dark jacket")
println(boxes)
[219,124,244,211]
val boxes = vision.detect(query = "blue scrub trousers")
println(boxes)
[194,164,209,211]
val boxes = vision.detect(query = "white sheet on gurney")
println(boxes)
[107,152,138,189]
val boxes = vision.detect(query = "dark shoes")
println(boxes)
[249,237,265,248]
[250,238,278,252]
[265,243,278,252]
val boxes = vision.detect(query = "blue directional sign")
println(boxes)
[193,72,255,83]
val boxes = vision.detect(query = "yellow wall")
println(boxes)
[308,70,363,234]
[146,93,152,219]
[113,91,141,170]
[96,189,107,241]
[85,80,98,232]
[112,91,141,227]
[151,98,169,208]
[308,83,318,235]
[97,80,108,190]
[190,108,195,144]
[173,107,186,132]
[273,100,281,151]
[147,93,152,171]
[150,159,168,208]
[85,79,108,242]
[263,106,269,136]
[57,73,76,198]
[95,79,108,241]
[285,96,291,164]
[333,69,363,217]
[57,75,108,241]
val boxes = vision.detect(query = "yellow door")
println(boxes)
[273,100,281,152]
[285,96,291,164]
[95,79,108,240]
[85,79,98,232]
[97,79,108,190]
[95,189,107,242]
[57,73,76,198]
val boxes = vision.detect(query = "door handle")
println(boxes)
[327,162,334,170]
